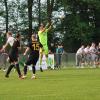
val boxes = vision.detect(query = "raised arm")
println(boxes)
[47,21,53,31]
[40,22,52,33]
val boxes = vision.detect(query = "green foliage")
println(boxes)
[0,0,99,52]
[0,35,5,47]
[61,0,100,52]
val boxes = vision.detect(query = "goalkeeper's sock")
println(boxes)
[39,57,43,72]
[46,56,49,67]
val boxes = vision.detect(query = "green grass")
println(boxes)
[0,68,100,100]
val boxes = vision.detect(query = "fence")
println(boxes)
[60,53,76,67]
[0,53,76,70]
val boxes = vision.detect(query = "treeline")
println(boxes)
[0,0,100,52]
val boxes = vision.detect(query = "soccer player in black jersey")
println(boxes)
[1,32,22,78]
[22,34,42,79]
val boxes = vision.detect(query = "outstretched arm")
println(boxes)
[40,22,53,33]
[45,22,53,32]
[23,47,30,55]
[40,23,50,33]
[1,42,8,52]
[45,23,50,29]
[47,22,53,31]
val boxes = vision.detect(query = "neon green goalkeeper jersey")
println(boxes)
[38,29,48,45]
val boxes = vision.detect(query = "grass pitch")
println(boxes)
[0,68,100,100]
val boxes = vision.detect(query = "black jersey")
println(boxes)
[10,39,20,54]
[28,40,42,56]
[8,39,20,62]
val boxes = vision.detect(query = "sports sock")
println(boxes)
[24,65,27,75]
[32,65,36,74]
[5,64,14,77]
[15,63,22,77]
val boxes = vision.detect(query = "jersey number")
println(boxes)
[32,44,39,51]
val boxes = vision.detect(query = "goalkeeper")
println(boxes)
[38,22,52,72]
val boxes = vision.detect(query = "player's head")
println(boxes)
[81,45,84,49]
[15,33,21,40]
[99,42,100,46]
[91,42,95,47]
[86,45,90,48]
[39,23,44,30]
[6,32,12,38]
[31,34,36,41]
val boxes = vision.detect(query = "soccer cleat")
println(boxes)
[21,75,27,79]
[5,75,9,78]
[3,69,6,72]
[31,75,36,79]
[19,76,24,79]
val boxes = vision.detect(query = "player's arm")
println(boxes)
[47,25,52,31]
[1,42,8,52]
[2,37,12,51]
[41,23,51,33]
[23,47,30,55]
[46,22,53,31]
[17,41,21,50]
[45,23,49,29]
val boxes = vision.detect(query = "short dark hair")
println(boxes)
[31,34,36,39]
[7,32,12,36]
[16,33,21,38]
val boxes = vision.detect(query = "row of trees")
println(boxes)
[0,0,100,52]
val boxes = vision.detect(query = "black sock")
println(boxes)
[5,64,14,77]
[24,65,27,75]
[40,67,43,72]
[15,63,22,77]
[32,65,36,74]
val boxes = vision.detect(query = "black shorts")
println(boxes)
[8,50,18,63]
[25,55,39,66]
[9,53,18,63]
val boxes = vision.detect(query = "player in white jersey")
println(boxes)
[76,45,85,67]
[84,45,91,66]
[97,42,100,65]
[1,32,22,78]
[89,43,98,67]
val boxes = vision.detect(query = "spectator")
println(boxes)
[97,42,100,65]
[89,42,98,68]
[84,45,91,66]
[55,44,64,69]
[49,43,55,54]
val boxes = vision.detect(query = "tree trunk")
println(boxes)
[38,0,41,27]
[28,0,33,38]
[47,0,54,23]
[4,0,8,33]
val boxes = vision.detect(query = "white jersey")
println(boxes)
[89,46,97,54]
[84,47,90,54]
[76,47,84,55]
[7,36,15,47]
